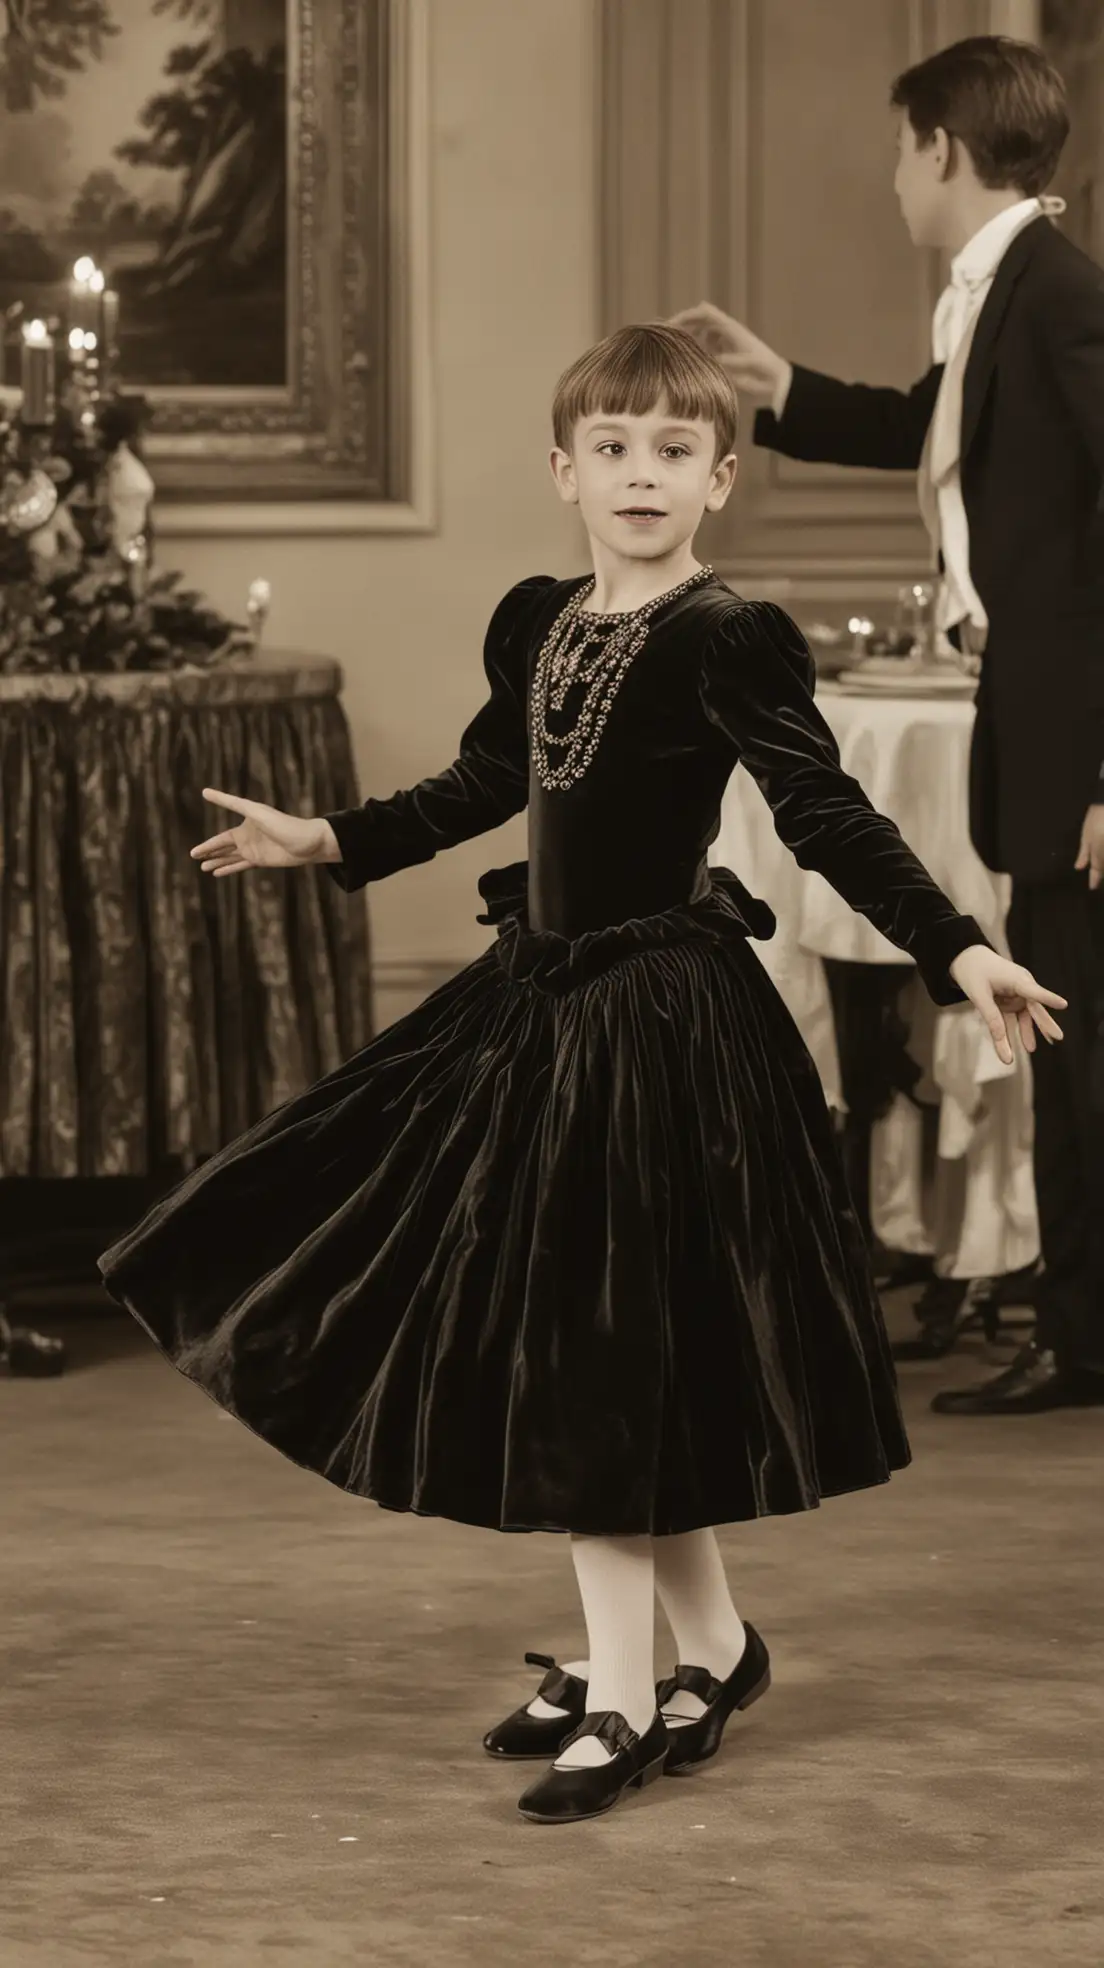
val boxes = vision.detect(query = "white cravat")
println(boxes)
[918,195,1066,635]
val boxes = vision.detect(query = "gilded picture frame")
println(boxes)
[0,0,433,528]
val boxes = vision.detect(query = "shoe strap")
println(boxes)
[656,1624,763,1710]
[656,1664,721,1707]
[523,1651,585,1708]
[559,1709,638,1756]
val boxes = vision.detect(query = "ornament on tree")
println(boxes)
[26,500,82,577]
[0,466,58,534]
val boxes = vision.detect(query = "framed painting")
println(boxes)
[0,0,433,523]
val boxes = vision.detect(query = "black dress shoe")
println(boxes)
[930,1343,1104,1415]
[482,1652,588,1760]
[516,1710,669,1824]
[657,1621,772,1774]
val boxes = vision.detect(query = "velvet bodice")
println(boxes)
[324,573,987,1004]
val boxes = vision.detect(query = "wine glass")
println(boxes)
[894,581,937,667]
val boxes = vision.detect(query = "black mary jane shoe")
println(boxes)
[658,1621,772,1775]
[516,1710,669,1824]
[482,1652,589,1761]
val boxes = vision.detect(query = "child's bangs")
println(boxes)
[553,326,738,459]
[577,346,714,428]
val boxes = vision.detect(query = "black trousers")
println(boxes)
[1005,872,1104,1372]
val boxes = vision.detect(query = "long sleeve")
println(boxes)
[322,575,556,892]
[753,361,943,472]
[1030,248,1104,777]
[699,601,990,1005]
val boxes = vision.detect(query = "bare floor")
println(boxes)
[3,1296,1102,1968]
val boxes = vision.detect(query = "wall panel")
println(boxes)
[599,0,1007,617]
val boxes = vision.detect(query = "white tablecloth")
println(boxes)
[709,682,1039,1281]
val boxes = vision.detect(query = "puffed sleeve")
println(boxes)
[322,574,556,892]
[699,601,992,1005]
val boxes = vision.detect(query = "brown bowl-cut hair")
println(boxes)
[552,323,739,466]
[890,35,1068,195]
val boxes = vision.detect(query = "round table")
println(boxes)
[710,681,1039,1282]
[0,652,373,1181]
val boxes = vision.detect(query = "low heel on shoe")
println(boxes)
[737,1665,771,1711]
[632,1749,668,1790]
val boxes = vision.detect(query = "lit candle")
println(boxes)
[124,531,149,599]
[247,579,272,646]
[21,319,56,425]
[82,329,101,396]
[69,257,97,338]
[101,288,120,381]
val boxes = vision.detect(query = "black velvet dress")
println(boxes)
[98,573,988,1537]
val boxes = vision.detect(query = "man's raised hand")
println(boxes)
[667,301,792,405]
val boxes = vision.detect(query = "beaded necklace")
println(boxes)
[530,564,715,791]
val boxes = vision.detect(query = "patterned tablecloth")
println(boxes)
[0,653,372,1180]
[710,682,1039,1282]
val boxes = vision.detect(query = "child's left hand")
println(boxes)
[948,945,1067,1066]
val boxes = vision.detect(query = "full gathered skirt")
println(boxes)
[98,861,910,1535]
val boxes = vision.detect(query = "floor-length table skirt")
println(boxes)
[0,655,373,1179]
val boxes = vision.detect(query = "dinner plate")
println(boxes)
[830,668,977,697]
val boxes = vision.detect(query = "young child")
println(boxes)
[671,34,1104,1415]
[98,323,1065,1827]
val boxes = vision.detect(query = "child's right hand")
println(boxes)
[191,788,338,876]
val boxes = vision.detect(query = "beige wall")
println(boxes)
[163,0,599,1024]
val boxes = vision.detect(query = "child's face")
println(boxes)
[549,402,737,561]
[893,113,957,248]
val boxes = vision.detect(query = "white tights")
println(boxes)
[541,1527,747,1771]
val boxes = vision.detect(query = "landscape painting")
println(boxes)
[0,0,288,391]
[0,0,396,504]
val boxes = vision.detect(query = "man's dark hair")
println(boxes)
[890,35,1069,195]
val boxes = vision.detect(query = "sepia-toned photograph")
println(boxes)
[1,3,1102,1965]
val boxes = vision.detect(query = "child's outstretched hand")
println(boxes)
[948,945,1067,1066]
[191,788,337,876]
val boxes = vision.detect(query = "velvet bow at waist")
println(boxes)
[474,860,776,996]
